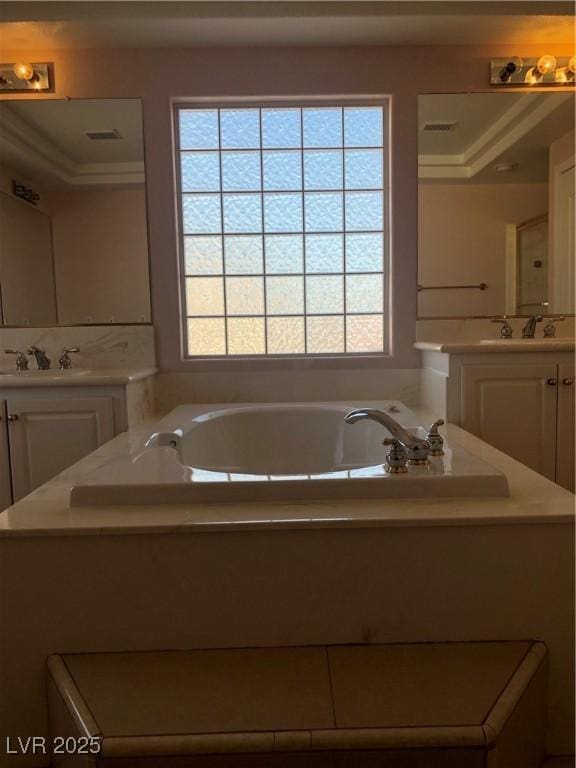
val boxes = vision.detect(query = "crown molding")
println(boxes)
[418,93,572,180]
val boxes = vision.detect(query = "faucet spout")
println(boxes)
[28,346,51,370]
[521,315,542,339]
[345,408,430,463]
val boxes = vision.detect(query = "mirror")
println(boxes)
[0,98,151,326]
[418,92,575,318]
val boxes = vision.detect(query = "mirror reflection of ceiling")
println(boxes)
[419,93,575,184]
[0,99,145,189]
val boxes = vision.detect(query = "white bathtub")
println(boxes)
[70,401,509,506]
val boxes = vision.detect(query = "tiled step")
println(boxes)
[48,641,547,767]
[541,760,576,767]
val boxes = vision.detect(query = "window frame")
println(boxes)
[173,97,391,366]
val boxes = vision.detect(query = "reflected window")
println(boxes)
[176,103,389,357]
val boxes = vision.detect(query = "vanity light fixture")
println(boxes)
[12,181,40,206]
[490,56,575,86]
[0,62,51,91]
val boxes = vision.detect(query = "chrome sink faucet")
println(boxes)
[345,408,431,465]
[28,346,51,370]
[4,349,29,371]
[521,315,542,338]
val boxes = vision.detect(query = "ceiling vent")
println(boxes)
[422,122,458,132]
[84,129,122,140]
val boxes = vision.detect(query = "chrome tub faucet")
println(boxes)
[345,408,431,465]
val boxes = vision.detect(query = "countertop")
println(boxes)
[415,339,576,354]
[0,366,157,388]
[0,406,573,537]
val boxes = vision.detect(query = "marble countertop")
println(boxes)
[0,406,573,537]
[415,340,576,354]
[0,366,157,388]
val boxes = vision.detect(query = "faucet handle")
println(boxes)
[382,437,408,474]
[543,316,565,338]
[426,419,445,456]
[4,349,29,371]
[59,347,79,370]
[491,316,513,338]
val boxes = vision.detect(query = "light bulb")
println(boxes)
[507,56,524,73]
[569,55,576,74]
[524,67,542,85]
[13,62,34,81]
[536,54,557,76]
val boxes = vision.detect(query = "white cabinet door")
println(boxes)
[0,401,13,511]
[461,364,558,480]
[556,364,575,492]
[7,397,114,501]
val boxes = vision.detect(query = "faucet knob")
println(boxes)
[426,419,445,456]
[491,317,513,338]
[59,347,79,369]
[543,316,565,338]
[4,349,29,371]
[382,438,408,474]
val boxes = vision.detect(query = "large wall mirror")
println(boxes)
[418,92,575,318]
[0,98,151,327]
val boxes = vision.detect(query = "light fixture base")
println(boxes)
[490,57,574,86]
[0,63,51,92]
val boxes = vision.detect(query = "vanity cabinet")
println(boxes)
[0,400,12,510]
[461,363,565,482]
[418,344,575,492]
[0,368,155,510]
[556,363,575,491]
[6,397,114,502]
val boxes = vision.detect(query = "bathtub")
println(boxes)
[70,401,509,506]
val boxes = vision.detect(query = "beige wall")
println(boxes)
[418,182,549,317]
[1,44,572,370]
[46,186,151,324]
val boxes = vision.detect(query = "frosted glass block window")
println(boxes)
[222,152,261,192]
[224,236,263,275]
[177,103,388,357]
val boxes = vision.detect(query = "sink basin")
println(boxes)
[480,338,574,344]
[1,368,93,376]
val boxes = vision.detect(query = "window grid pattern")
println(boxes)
[177,104,387,357]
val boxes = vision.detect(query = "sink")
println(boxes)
[0,369,93,376]
[479,338,575,346]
